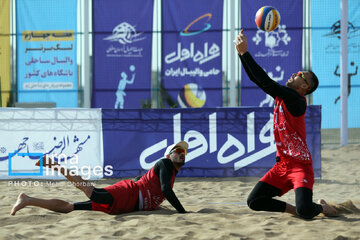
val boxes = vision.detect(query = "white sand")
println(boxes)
[1,144,360,240]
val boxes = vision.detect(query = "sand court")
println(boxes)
[2,144,360,240]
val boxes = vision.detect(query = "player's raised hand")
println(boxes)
[233,29,248,56]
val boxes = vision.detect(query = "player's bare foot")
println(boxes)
[318,199,338,217]
[35,155,59,168]
[11,193,29,216]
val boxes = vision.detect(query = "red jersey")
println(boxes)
[135,165,176,211]
[273,97,312,164]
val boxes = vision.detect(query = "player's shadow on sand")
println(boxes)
[331,215,360,222]
[113,207,221,220]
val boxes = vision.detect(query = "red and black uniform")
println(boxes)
[74,158,186,214]
[91,179,139,214]
[239,52,322,219]
[135,158,185,212]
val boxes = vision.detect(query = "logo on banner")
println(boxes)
[180,13,212,36]
[252,25,291,57]
[104,22,145,57]
[104,22,145,44]
[115,65,136,109]
[165,12,221,65]
[165,42,220,65]
[8,152,43,176]
[323,20,360,54]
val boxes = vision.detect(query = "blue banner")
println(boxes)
[161,0,223,108]
[312,0,360,128]
[241,0,303,107]
[16,0,77,107]
[92,0,153,109]
[102,106,321,178]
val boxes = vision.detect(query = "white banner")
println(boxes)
[0,108,104,180]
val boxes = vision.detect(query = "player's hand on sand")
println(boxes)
[233,29,248,55]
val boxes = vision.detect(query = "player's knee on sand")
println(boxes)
[247,196,262,211]
[296,202,318,219]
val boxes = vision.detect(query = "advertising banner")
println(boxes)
[102,106,321,178]
[312,0,360,128]
[92,0,153,109]
[241,0,303,108]
[0,109,104,180]
[16,0,78,107]
[161,0,223,108]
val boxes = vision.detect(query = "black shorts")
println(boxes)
[73,188,113,211]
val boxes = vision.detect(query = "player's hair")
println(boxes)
[306,70,319,95]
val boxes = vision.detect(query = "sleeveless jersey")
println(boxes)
[135,166,176,211]
[273,97,312,164]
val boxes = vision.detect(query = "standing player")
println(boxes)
[11,141,189,215]
[234,29,337,219]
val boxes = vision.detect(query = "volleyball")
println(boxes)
[177,83,206,108]
[255,6,280,32]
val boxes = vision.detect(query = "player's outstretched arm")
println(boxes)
[158,160,187,213]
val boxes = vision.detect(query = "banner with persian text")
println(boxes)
[0,0,10,107]
[0,107,321,179]
[92,0,153,109]
[241,0,303,107]
[102,106,321,178]
[0,109,103,180]
[16,0,78,107]
[312,0,360,128]
[161,0,223,108]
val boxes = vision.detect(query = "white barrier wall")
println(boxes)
[0,108,104,180]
